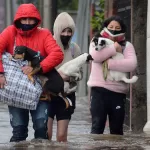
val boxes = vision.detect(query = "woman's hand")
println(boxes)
[114,42,122,53]
[21,66,33,75]
[58,71,70,81]
[0,74,7,88]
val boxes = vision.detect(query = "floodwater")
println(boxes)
[0,96,150,150]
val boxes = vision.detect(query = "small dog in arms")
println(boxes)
[90,37,138,84]
[58,53,93,93]
[13,46,70,109]
[58,53,93,79]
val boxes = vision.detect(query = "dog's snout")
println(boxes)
[86,54,93,62]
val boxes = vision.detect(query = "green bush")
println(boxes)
[91,0,105,33]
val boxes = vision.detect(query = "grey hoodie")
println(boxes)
[53,12,82,94]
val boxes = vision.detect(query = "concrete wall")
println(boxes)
[131,0,147,132]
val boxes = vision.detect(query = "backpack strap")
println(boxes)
[70,42,75,58]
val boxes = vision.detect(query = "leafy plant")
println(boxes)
[17,0,39,7]
[91,0,105,32]
[58,0,79,11]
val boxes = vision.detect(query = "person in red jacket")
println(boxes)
[0,3,63,142]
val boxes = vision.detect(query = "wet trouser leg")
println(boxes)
[90,87,126,135]
[90,87,107,134]
[8,106,29,142]
[30,101,49,139]
[108,92,126,135]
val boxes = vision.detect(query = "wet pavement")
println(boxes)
[0,96,150,150]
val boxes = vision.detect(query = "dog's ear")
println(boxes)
[92,37,98,45]
[86,54,93,62]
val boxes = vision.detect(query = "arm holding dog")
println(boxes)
[21,65,33,75]
[20,30,64,75]
[108,42,137,72]
[40,30,64,73]
[58,70,70,81]
[114,42,123,53]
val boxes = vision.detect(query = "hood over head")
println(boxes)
[53,12,75,51]
[14,3,41,35]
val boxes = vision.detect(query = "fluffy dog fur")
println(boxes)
[13,46,70,108]
[58,53,93,93]
[91,37,138,84]
[58,53,93,79]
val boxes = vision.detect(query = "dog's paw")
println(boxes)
[75,73,82,81]
[27,74,35,83]
[64,82,70,93]
[75,75,80,81]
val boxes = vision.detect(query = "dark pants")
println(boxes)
[8,101,49,142]
[49,92,76,121]
[90,87,126,135]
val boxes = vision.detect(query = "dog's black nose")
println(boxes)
[95,48,98,51]
[86,54,93,62]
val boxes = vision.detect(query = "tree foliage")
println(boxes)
[17,0,38,7]
[91,0,105,32]
[58,0,78,10]
[17,0,78,11]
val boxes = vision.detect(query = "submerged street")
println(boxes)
[0,96,150,150]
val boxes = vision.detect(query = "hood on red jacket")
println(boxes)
[14,3,41,34]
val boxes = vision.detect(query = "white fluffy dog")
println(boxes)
[58,53,93,79]
[58,53,93,93]
[91,37,138,84]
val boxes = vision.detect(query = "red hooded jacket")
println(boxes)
[0,4,63,73]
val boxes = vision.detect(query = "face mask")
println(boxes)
[107,29,123,35]
[100,27,125,42]
[60,35,72,46]
[20,23,36,31]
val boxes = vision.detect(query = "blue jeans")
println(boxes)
[8,101,49,142]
